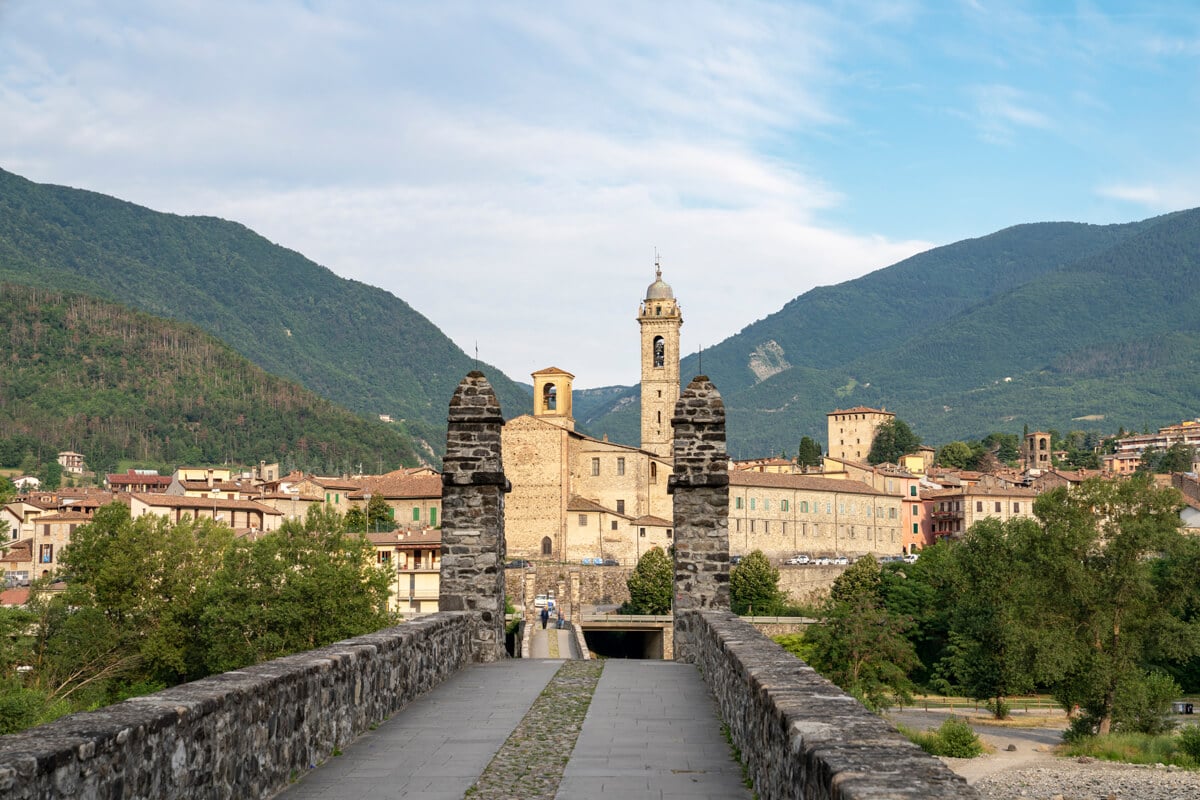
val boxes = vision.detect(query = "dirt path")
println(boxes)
[885,708,1067,783]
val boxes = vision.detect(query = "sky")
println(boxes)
[2,1,1198,388]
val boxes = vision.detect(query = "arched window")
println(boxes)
[543,383,557,412]
[541,536,553,556]
[653,336,665,367]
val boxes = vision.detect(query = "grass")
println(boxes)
[1062,727,1200,769]
[896,716,986,758]
[720,722,757,797]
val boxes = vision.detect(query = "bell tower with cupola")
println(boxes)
[531,367,575,430]
[638,259,683,458]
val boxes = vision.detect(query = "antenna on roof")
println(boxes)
[474,341,479,371]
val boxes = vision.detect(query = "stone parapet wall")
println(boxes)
[679,610,979,800]
[0,614,475,800]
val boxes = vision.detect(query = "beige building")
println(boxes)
[728,472,904,561]
[826,406,894,462]
[367,528,442,614]
[502,267,681,566]
[925,475,1039,541]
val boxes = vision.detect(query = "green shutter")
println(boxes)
[430,507,438,527]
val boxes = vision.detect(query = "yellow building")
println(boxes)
[502,267,682,566]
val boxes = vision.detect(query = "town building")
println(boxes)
[105,469,173,493]
[826,407,894,463]
[56,451,86,475]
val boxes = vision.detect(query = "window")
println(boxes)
[888,507,897,519]
[750,520,756,533]
[639,527,646,537]
[763,521,770,533]
[912,505,918,515]
[40,544,52,563]
[912,523,919,534]
[781,499,789,512]
[377,551,391,564]
[735,497,743,510]
[838,502,845,514]
[910,485,917,496]
[591,458,600,476]
[617,457,626,476]
[750,498,757,511]
[388,507,395,519]
[666,529,672,538]
[611,521,618,530]
[42,524,50,537]
[657,410,662,423]
[430,507,437,527]
[616,499,625,515]
[976,501,983,512]
[650,462,657,483]
[994,502,1002,513]
[578,514,588,526]
[542,536,553,555]
[826,502,832,514]
[735,519,741,531]
[653,335,665,366]
[413,507,420,521]
[543,383,557,411]
[1013,502,1021,513]
[800,501,809,513]
[763,499,770,512]
[782,522,787,535]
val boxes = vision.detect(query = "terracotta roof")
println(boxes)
[129,493,283,515]
[822,455,915,477]
[964,484,1039,498]
[630,514,671,527]
[531,366,574,377]
[0,588,30,606]
[30,511,91,522]
[921,488,963,499]
[352,475,442,500]
[729,471,891,496]
[107,473,172,486]
[260,491,323,502]
[0,541,32,563]
[566,496,618,514]
[306,477,363,491]
[366,529,441,547]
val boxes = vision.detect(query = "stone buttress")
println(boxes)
[439,371,510,662]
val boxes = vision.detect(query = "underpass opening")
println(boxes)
[582,627,665,659]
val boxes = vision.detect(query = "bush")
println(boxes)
[1063,713,1100,743]
[899,716,984,758]
[1180,725,1200,761]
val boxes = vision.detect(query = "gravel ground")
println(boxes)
[971,759,1200,800]
[466,660,603,800]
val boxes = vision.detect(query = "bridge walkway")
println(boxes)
[527,623,579,659]
[278,658,750,800]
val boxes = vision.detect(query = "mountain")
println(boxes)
[0,168,531,461]
[0,283,419,475]
[583,209,1200,457]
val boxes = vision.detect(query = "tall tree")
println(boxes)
[796,436,822,467]
[867,419,921,465]
[624,547,673,614]
[729,550,785,615]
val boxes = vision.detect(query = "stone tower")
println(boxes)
[531,366,575,430]
[638,260,683,458]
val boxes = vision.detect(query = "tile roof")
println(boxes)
[729,471,891,496]
[0,541,32,563]
[30,511,91,522]
[366,529,442,547]
[0,588,30,606]
[129,494,284,514]
[352,475,442,500]
[566,496,618,514]
[630,514,671,527]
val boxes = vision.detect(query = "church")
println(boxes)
[501,265,682,566]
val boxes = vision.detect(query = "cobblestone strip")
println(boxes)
[465,660,603,800]
[547,628,560,658]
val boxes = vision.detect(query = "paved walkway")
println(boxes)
[528,625,577,659]
[277,658,750,800]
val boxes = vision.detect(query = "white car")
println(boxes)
[903,553,920,563]
[785,554,810,565]
[812,556,832,566]
[534,594,556,609]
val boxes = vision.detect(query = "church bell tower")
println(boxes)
[638,259,683,458]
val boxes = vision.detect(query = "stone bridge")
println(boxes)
[0,373,978,799]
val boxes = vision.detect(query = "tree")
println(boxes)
[37,461,62,491]
[623,547,672,614]
[366,494,393,531]
[344,506,367,532]
[805,556,917,710]
[867,419,921,465]
[1028,475,1197,735]
[796,436,822,468]
[1139,443,1194,474]
[729,550,785,615]
[939,518,1038,718]
[937,441,974,469]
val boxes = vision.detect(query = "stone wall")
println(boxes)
[678,610,979,800]
[0,614,475,800]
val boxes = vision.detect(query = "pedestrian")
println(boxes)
[556,608,563,629]
[540,606,549,629]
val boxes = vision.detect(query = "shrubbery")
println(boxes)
[899,716,984,758]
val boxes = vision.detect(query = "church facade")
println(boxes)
[501,266,681,566]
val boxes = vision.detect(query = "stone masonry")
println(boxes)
[439,371,509,663]
[669,375,730,662]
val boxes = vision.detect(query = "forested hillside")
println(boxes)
[583,209,1200,456]
[0,169,530,460]
[0,284,420,474]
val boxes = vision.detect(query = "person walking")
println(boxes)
[540,606,549,630]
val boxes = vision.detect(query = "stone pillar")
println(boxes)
[523,569,537,625]
[569,569,581,623]
[439,371,509,663]
[669,376,730,663]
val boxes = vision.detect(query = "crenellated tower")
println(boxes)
[638,260,683,458]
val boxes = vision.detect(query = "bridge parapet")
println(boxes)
[680,610,980,800]
[0,613,475,800]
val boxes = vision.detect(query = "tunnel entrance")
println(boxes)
[582,627,665,659]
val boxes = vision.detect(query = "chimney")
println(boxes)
[207,468,214,488]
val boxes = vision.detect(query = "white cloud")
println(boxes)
[1097,180,1200,213]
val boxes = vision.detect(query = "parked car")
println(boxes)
[730,555,744,566]
[534,594,556,609]
[832,556,849,565]
[903,553,920,563]
[505,559,533,569]
[601,558,619,566]
[812,556,832,566]
[785,554,810,565]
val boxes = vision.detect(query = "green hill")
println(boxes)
[0,283,421,475]
[584,209,1200,456]
[0,169,531,460]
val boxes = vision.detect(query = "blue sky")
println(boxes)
[2,1,1197,388]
